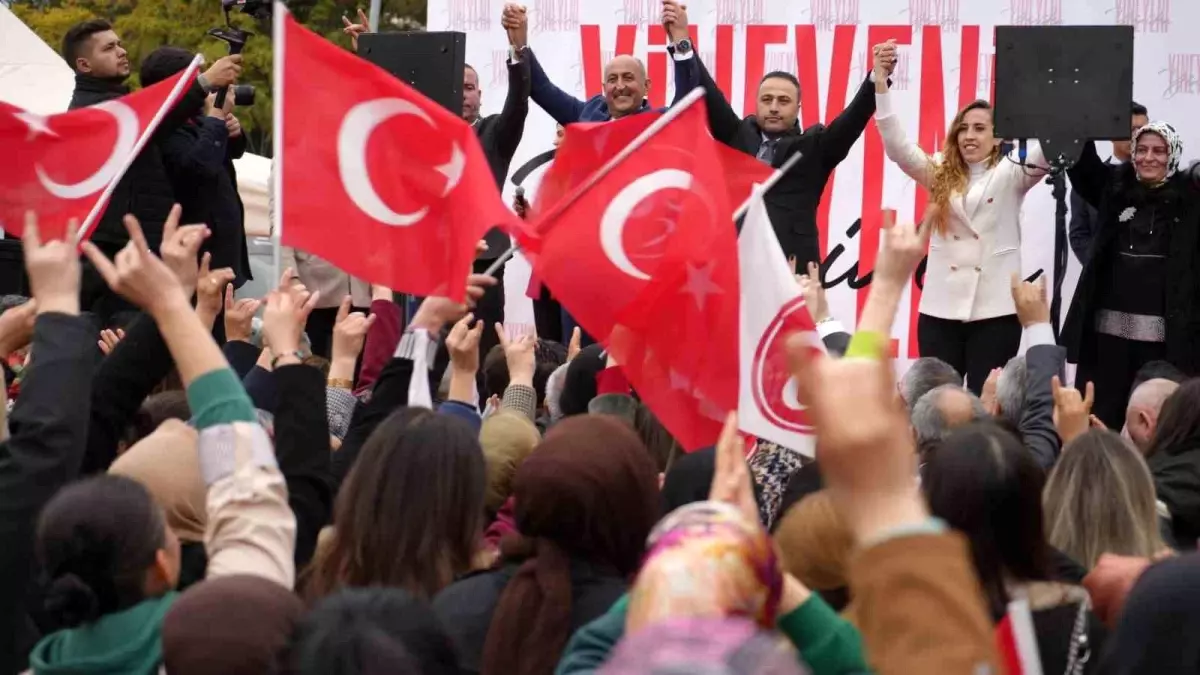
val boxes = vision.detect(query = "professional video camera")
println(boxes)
[207,0,275,107]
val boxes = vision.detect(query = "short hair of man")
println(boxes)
[62,19,113,71]
[912,385,989,448]
[1131,101,1148,117]
[900,357,962,408]
[996,355,1028,430]
[140,46,193,88]
[760,70,800,95]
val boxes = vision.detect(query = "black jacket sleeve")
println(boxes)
[1068,190,1096,265]
[82,313,174,476]
[227,129,248,161]
[815,77,876,172]
[272,364,333,571]
[0,314,96,674]
[1021,343,1066,471]
[222,340,262,379]
[682,54,744,148]
[1066,141,1110,211]
[158,81,209,138]
[486,58,531,167]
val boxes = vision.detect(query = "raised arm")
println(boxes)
[491,54,532,164]
[663,2,741,144]
[817,44,890,172]
[505,7,584,125]
[1066,140,1111,210]
[0,215,93,673]
[873,79,935,188]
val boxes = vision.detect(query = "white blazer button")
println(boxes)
[950,265,959,271]
[974,266,981,272]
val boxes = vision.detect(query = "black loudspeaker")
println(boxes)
[357,32,467,116]
[993,26,1133,166]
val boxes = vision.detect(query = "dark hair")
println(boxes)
[760,70,800,95]
[464,63,477,75]
[62,19,113,71]
[1132,101,1148,117]
[37,475,167,628]
[482,339,567,408]
[139,45,193,87]
[1146,379,1200,459]
[303,408,486,601]
[1133,360,1186,390]
[922,422,1051,618]
[289,588,460,675]
[123,391,191,449]
[633,402,679,472]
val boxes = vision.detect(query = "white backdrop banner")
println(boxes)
[427,0,1198,360]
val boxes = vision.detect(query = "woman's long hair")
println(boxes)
[1043,430,1164,569]
[929,99,1001,236]
[922,422,1052,618]
[303,408,486,602]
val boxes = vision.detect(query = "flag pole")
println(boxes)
[481,87,707,278]
[731,150,803,222]
[270,0,286,286]
[73,56,204,245]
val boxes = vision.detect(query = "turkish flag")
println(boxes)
[0,61,201,242]
[277,12,513,301]
[528,97,740,450]
[737,191,822,457]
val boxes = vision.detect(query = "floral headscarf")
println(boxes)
[1133,121,1183,182]
[599,618,808,675]
[627,501,782,633]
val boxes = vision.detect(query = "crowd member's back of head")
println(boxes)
[138,45,193,87]
[36,475,178,630]
[303,407,486,601]
[290,588,460,675]
[120,390,191,451]
[479,410,541,518]
[996,354,1028,429]
[1123,378,1178,455]
[911,384,988,453]
[922,422,1051,617]
[899,357,961,409]
[1043,430,1165,569]
[1145,378,1200,459]
[482,339,567,409]
[558,344,607,416]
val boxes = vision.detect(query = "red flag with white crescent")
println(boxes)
[0,58,201,242]
[737,190,822,456]
[275,10,515,301]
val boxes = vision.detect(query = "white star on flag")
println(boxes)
[680,260,723,311]
[14,111,58,141]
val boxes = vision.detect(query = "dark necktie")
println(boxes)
[757,139,778,165]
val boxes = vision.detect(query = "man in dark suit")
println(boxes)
[62,19,242,326]
[1069,102,1149,264]
[663,0,895,268]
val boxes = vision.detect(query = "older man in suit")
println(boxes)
[663,0,895,268]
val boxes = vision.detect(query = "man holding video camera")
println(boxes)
[62,19,243,324]
[141,46,252,293]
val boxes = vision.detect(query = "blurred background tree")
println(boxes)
[10,0,427,155]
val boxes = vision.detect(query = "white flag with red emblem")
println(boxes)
[737,189,823,457]
[0,57,201,242]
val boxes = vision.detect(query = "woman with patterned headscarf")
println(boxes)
[1062,121,1200,429]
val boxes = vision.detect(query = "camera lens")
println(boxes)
[233,84,256,106]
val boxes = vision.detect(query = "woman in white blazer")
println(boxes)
[873,66,1047,392]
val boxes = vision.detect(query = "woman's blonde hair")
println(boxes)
[1043,430,1164,569]
[929,99,1000,236]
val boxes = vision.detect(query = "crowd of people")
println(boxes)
[3,0,1200,673]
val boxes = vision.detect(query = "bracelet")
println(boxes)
[327,377,354,390]
[270,350,305,369]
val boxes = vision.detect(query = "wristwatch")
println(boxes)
[508,44,529,63]
[672,38,693,55]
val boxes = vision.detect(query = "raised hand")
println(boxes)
[261,284,319,360]
[0,300,38,356]
[707,412,757,523]
[342,8,370,52]
[23,212,81,316]
[796,261,830,323]
[873,39,898,77]
[496,322,536,386]
[980,367,1002,416]
[81,214,189,317]
[1011,272,1050,327]
[157,204,210,298]
[331,295,377,365]
[408,274,498,333]
[873,209,930,289]
[1052,375,1095,445]
[567,326,582,362]
[501,3,528,49]
[98,328,125,356]
[446,313,484,374]
[202,54,243,89]
[661,0,690,43]
[223,284,261,343]
[195,253,236,328]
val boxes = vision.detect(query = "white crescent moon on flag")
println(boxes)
[598,169,692,281]
[337,98,465,227]
[782,377,806,411]
[35,101,138,200]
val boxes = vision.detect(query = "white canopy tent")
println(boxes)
[0,4,272,237]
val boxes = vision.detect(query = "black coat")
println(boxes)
[676,55,878,266]
[431,560,627,675]
[1061,141,1200,375]
[160,114,252,287]
[68,74,208,252]
[474,57,531,261]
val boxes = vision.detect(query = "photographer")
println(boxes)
[140,47,252,292]
[61,20,242,325]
